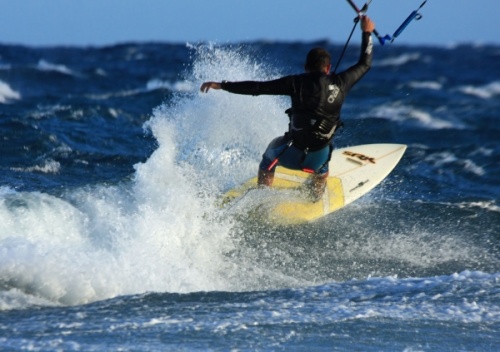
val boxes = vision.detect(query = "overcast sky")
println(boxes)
[1,0,498,47]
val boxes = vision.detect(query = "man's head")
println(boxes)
[305,48,331,73]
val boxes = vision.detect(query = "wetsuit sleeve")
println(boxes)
[221,76,295,96]
[336,31,373,91]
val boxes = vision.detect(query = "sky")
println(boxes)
[1,0,499,47]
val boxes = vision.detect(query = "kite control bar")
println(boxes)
[345,0,428,45]
[335,0,427,71]
[391,1,428,42]
[345,0,391,45]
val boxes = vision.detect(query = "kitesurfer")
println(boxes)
[200,16,375,201]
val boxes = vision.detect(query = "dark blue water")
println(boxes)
[0,41,499,351]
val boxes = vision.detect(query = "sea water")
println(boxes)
[0,40,499,350]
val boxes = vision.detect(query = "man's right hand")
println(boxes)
[200,82,222,93]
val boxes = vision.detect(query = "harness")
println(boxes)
[265,110,342,173]
[284,73,344,151]
[285,108,343,152]
[266,73,344,172]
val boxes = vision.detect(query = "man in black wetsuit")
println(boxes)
[201,16,375,201]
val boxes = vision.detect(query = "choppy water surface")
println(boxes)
[0,41,499,350]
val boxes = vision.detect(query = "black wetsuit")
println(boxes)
[221,32,373,174]
[221,32,373,152]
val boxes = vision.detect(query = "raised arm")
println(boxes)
[336,16,375,90]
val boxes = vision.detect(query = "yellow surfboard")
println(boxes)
[221,143,407,225]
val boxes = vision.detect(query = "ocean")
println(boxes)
[0,39,499,351]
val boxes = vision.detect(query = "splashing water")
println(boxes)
[0,44,294,306]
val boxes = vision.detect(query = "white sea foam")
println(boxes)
[37,59,75,76]
[30,104,72,119]
[457,81,500,99]
[457,201,500,213]
[342,271,499,324]
[365,104,457,129]
[424,151,486,176]
[407,80,443,90]
[0,288,56,310]
[427,200,500,213]
[146,79,194,92]
[373,53,422,67]
[0,80,21,103]
[10,159,61,174]
[86,78,194,100]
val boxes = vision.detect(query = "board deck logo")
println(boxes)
[350,179,369,192]
[343,151,376,164]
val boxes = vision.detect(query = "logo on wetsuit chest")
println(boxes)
[327,85,340,103]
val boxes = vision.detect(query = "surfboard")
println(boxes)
[221,143,407,225]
